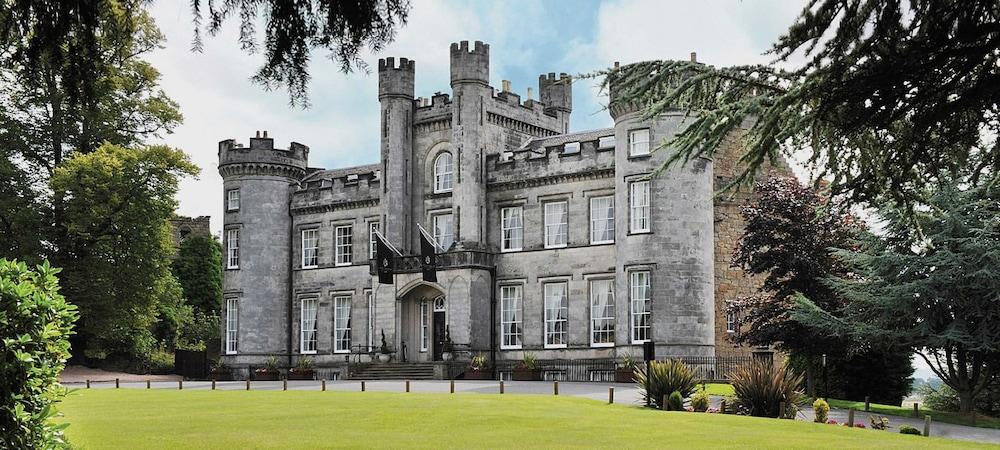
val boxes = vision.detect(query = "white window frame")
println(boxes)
[544,282,569,349]
[590,278,616,347]
[432,213,454,251]
[226,189,240,211]
[500,285,523,349]
[630,271,651,344]
[629,128,650,156]
[598,135,615,149]
[334,295,352,353]
[543,201,568,249]
[420,301,429,352]
[434,152,454,193]
[630,180,651,233]
[225,298,238,354]
[226,229,240,269]
[368,221,380,260]
[500,206,523,252]
[590,196,615,244]
[366,291,375,351]
[335,225,353,266]
[301,228,319,268]
[726,301,737,334]
[300,297,318,354]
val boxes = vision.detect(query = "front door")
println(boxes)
[432,311,446,361]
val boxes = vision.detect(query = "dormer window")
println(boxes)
[434,152,454,193]
[346,174,359,184]
[563,141,580,154]
[598,135,616,149]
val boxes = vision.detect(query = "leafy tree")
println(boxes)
[602,0,1000,209]
[50,143,198,362]
[730,174,913,402]
[191,0,411,106]
[172,235,223,315]
[0,259,78,449]
[0,154,46,263]
[798,179,1000,413]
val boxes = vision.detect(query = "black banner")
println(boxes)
[375,232,395,285]
[419,229,437,283]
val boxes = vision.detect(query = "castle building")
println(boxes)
[218,41,762,379]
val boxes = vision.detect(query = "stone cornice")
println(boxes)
[487,167,615,192]
[291,198,380,216]
[219,162,307,179]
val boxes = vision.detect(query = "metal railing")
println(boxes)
[491,355,759,383]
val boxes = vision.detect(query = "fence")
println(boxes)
[492,356,759,383]
[653,355,758,382]
[174,349,208,379]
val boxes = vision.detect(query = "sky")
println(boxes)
[145,0,936,380]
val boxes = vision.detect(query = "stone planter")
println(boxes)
[377,353,391,363]
[615,368,636,383]
[287,369,315,380]
[463,368,493,380]
[253,370,280,381]
[511,367,542,381]
[442,352,454,362]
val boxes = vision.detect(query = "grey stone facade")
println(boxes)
[219,41,737,376]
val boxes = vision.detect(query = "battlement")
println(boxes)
[539,72,572,114]
[378,57,415,99]
[608,56,702,119]
[486,128,616,182]
[450,40,490,86]
[218,131,309,179]
[292,165,381,208]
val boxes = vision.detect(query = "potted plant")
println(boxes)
[616,353,638,383]
[254,356,281,381]
[441,326,454,361]
[464,353,492,380]
[378,330,392,363]
[512,353,542,381]
[208,358,233,381]
[288,356,315,380]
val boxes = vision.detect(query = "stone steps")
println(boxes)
[350,363,437,380]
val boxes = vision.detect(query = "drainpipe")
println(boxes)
[287,190,295,369]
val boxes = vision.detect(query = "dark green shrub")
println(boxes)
[730,359,804,418]
[899,425,921,435]
[1,259,78,449]
[635,359,697,409]
[667,391,684,411]
[690,389,710,412]
[146,348,175,375]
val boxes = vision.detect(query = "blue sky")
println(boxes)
[147,0,806,228]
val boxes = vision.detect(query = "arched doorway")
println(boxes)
[397,280,446,363]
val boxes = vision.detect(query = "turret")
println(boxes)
[539,72,572,133]
[217,131,308,365]
[378,57,415,250]
[449,41,491,248]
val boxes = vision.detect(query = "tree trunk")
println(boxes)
[958,391,976,415]
[805,362,816,397]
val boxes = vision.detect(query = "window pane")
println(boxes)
[501,207,523,251]
[590,196,615,243]
[434,153,454,192]
[369,222,380,259]
[301,298,318,353]
[302,229,319,267]
[336,226,353,265]
[335,296,352,352]
[227,189,240,211]
[630,271,651,343]
[544,282,568,347]
[630,181,650,233]
[590,279,615,345]
[420,301,429,351]
[501,286,522,348]
[226,229,239,269]
[598,135,615,149]
[433,214,454,251]
[544,202,568,248]
[630,129,650,156]
[226,298,238,354]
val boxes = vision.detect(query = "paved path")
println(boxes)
[61,379,1000,445]
[60,365,180,383]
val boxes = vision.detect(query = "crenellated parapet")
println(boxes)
[378,57,415,100]
[450,40,489,87]
[218,132,309,180]
[539,73,572,115]
[486,128,616,189]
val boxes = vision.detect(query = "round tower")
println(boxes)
[449,41,490,248]
[378,57,416,250]
[608,64,716,357]
[217,133,309,365]
[539,72,572,134]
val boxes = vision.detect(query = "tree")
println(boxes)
[798,179,1000,413]
[730,174,913,403]
[50,143,198,362]
[0,154,46,263]
[0,259,78,449]
[602,0,1000,209]
[172,235,223,315]
[191,0,411,106]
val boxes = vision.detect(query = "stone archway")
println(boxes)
[396,280,445,363]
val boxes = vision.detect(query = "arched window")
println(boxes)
[433,152,454,193]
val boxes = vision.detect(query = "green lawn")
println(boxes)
[826,398,1000,430]
[56,389,988,449]
[699,382,735,397]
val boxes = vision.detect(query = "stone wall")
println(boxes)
[169,215,211,248]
